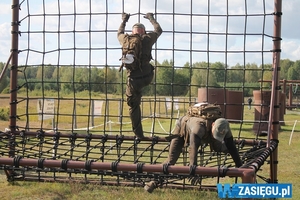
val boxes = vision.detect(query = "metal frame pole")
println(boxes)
[268,0,282,184]
[10,0,20,133]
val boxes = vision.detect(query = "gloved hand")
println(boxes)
[188,176,202,185]
[164,134,179,142]
[144,13,154,20]
[122,13,130,22]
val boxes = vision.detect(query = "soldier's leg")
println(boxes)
[145,136,184,193]
[126,73,154,139]
[129,103,143,138]
[189,133,201,166]
[126,78,144,139]
[145,116,183,193]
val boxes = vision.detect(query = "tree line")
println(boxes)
[0,59,299,97]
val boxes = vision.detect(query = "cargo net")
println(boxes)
[0,0,280,191]
[0,130,278,189]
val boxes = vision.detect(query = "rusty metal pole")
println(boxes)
[10,0,20,134]
[282,79,286,113]
[5,0,20,178]
[267,0,282,184]
[241,168,256,200]
[288,84,293,107]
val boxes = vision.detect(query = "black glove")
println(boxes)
[164,134,179,142]
[188,176,202,185]
[144,13,154,20]
[122,13,130,22]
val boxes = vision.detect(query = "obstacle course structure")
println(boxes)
[0,0,282,195]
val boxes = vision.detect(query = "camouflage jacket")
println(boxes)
[174,115,233,152]
[117,19,162,77]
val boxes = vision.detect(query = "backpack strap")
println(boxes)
[178,116,189,147]
[119,34,143,72]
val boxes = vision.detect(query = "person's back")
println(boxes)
[117,13,162,78]
[166,115,241,166]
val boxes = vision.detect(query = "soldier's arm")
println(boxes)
[144,13,163,37]
[224,134,242,167]
[117,22,126,43]
[117,13,130,42]
[118,22,126,36]
[149,17,162,37]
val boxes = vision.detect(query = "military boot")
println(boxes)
[144,181,158,193]
[133,123,144,139]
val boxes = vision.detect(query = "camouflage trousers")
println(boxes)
[126,71,154,138]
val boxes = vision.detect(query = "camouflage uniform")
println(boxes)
[144,117,242,193]
[165,116,242,167]
[117,14,162,139]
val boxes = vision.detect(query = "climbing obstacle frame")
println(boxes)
[0,0,282,192]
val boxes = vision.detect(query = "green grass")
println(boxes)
[0,175,222,200]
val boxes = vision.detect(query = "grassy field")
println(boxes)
[0,94,299,200]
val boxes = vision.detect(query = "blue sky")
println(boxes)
[0,0,299,67]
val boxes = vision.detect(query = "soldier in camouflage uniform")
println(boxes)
[117,13,162,139]
[165,117,242,167]
[144,117,242,193]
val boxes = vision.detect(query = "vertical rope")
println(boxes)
[87,0,92,132]
[55,0,62,132]
[71,0,77,131]
[40,0,46,130]
[151,0,158,137]
[104,0,109,135]
[189,0,193,104]
[24,0,31,131]
[206,0,210,90]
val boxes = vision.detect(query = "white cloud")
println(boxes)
[0,3,10,15]
[0,0,299,66]
[281,40,300,61]
[0,22,11,61]
[282,0,300,40]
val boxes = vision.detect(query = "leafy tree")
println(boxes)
[103,67,119,94]
[90,67,104,93]
[227,63,244,83]
[288,60,300,80]
[36,64,56,80]
[58,66,74,93]
[24,66,38,79]
[155,60,174,96]
[115,69,127,95]
[163,62,191,96]
[3,58,298,97]
[260,64,273,88]
[191,61,219,96]
[74,67,89,91]
[245,63,260,83]
[280,59,294,80]
[210,62,226,83]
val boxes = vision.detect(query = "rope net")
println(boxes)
[0,0,281,190]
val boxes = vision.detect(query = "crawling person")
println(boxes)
[144,104,242,193]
